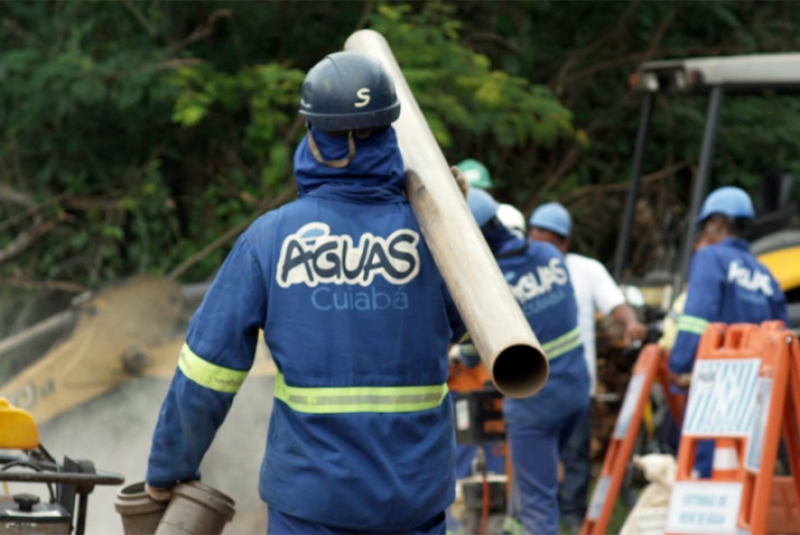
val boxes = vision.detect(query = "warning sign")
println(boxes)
[666,481,743,534]
[587,475,611,521]
[613,372,646,439]
[745,377,773,472]
[682,358,760,437]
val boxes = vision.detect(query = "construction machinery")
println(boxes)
[613,53,800,327]
[0,277,275,534]
[593,52,800,528]
[0,397,125,534]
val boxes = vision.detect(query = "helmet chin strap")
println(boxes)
[307,128,356,168]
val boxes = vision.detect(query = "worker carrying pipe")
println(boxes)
[668,186,787,477]
[463,189,590,535]
[143,50,473,533]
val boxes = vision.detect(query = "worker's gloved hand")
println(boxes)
[623,320,648,345]
[145,484,172,502]
[451,166,469,198]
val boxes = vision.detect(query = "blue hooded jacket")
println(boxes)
[146,127,465,530]
[669,237,788,375]
[462,226,590,425]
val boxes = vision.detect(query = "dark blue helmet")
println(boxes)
[299,51,401,131]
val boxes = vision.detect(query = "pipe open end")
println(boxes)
[492,344,550,399]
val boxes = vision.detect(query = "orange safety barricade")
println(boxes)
[658,349,686,427]
[664,321,800,535]
[581,344,663,535]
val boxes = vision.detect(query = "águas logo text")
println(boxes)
[277,222,420,288]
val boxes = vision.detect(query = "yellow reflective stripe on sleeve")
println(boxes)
[273,371,448,414]
[677,315,710,335]
[177,343,248,394]
[541,327,582,360]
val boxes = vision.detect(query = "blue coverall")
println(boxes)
[146,127,465,534]
[465,225,590,535]
[669,237,787,477]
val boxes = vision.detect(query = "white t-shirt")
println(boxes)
[565,253,626,396]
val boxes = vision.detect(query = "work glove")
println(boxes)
[145,483,172,502]
[451,166,469,198]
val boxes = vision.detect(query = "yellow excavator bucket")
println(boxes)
[758,246,800,292]
[0,397,39,450]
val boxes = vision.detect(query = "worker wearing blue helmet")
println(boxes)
[669,186,787,477]
[528,201,646,531]
[464,189,590,535]
[145,51,468,534]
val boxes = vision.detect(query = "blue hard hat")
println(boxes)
[299,52,401,131]
[467,189,499,228]
[696,186,755,223]
[529,202,572,238]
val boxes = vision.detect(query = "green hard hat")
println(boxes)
[456,158,492,189]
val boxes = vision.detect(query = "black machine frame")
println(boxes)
[613,52,800,292]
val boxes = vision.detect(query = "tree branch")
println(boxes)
[154,58,205,71]
[0,219,57,265]
[561,160,690,201]
[465,31,524,56]
[121,0,156,37]
[0,195,65,233]
[0,184,33,206]
[168,9,232,55]
[0,278,86,293]
[1,18,31,41]
[168,183,297,280]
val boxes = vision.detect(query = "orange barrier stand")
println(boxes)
[665,321,800,535]
[581,344,662,535]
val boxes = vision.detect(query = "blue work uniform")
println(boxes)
[146,127,465,534]
[464,225,590,535]
[669,237,787,476]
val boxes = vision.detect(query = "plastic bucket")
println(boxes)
[154,481,235,535]
[114,481,168,535]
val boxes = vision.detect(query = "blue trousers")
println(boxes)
[268,507,446,534]
[505,407,585,535]
[558,405,591,527]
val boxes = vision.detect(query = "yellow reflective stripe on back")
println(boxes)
[177,343,248,394]
[677,314,709,335]
[541,327,582,360]
[273,371,448,414]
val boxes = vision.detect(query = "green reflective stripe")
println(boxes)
[460,343,478,357]
[541,327,582,360]
[177,343,248,394]
[503,516,524,535]
[274,371,448,414]
[678,315,710,335]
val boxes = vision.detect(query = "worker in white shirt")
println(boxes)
[528,202,646,532]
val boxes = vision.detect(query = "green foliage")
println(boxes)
[3,0,800,331]
[371,3,574,151]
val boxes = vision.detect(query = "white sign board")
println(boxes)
[744,377,773,472]
[614,372,646,439]
[666,481,743,534]
[683,358,760,437]
[587,475,611,521]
